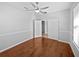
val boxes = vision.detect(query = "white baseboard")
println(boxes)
[0,30,32,53]
[48,36,69,44]
[0,37,32,53]
[0,33,69,53]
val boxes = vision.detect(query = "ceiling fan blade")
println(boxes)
[24,7,29,10]
[24,7,34,11]
[30,2,36,8]
[40,11,47,14]
[40,6,49,10]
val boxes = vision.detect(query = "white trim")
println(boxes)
[0,30,69,53]
[48,36,69,44]
[0,36,69,53]
[55,38,69,44]
[48,33,69,44]
[57,39,69,44]
[0,30,33,52]
[0,37,32,53]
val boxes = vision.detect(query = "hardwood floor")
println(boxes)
[0,37,74,57]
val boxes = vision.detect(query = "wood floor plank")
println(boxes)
[0,37,74,57]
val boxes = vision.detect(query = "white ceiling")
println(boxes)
[3,2,78,13]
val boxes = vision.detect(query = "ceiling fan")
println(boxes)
[24,2,49,14]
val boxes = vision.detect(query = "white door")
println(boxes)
[33,20,42,37]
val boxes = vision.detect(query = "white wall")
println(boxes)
[0,3,33,51]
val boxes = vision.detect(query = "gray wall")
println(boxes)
[0,3,33,51]
[48,9,72,42]
[0,3,33,34]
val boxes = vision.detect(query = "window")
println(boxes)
[74,4,79,47]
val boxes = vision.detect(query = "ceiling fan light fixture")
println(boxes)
[35,10,40,13]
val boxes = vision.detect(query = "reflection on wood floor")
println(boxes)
[0,37,74,57]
